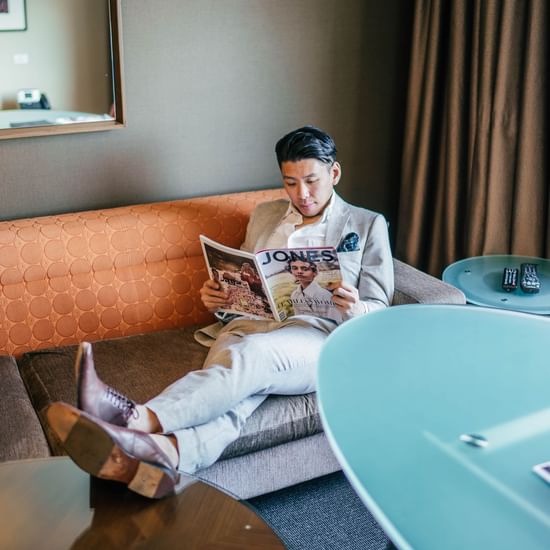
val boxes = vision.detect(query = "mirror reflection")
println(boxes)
[0,0,118,133]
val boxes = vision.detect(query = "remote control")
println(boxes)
[520,263,541,293]
[501,267,518,292]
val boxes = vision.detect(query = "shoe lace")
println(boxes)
[106,386,139,421]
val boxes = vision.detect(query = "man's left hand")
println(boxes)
[331,282,366,318]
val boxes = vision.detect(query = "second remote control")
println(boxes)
[520,263,541,293]
[502,267,518,291]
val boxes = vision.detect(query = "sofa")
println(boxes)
[0,188,466,499]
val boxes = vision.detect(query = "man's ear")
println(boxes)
[331,162,342,186]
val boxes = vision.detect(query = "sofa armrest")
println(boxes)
[392,258,466,305]
[0,355,51,461]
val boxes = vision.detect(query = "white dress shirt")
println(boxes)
[263,193,336,249]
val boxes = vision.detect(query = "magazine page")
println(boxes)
[255,247,343,323]
[199,236,280,320]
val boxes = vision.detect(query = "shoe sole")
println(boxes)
[47,403,178,499]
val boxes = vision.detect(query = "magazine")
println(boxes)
[200,235,343,322]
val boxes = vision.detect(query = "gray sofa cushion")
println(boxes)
[0,355,50,461]
[17,326,322,461]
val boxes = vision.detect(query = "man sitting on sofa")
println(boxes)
[47,126,394,499]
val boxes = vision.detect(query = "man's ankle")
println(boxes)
[150,433,179,469]
[127,405,162,433]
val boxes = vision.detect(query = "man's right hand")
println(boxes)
[199,279,230,312]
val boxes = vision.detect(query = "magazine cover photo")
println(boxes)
[257,247,343,323]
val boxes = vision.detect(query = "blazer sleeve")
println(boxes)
[357,213,394,313]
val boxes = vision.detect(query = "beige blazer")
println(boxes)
[241,193,394,313]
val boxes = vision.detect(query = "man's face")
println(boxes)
[290,261,316,287]
[281,159,341,219]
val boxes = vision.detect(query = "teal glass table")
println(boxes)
[318,305,550,550]
[442,255,550,314]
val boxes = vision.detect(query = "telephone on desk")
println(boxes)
[17,89,51,110]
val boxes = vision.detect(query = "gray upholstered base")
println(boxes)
[18,328,323,459]
[15,326,337,499]
[0,355,50,461]
[16,327,327,493]
[197,432,341,500]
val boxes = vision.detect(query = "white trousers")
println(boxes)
[146,316,335,473]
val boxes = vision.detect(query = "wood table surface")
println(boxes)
[0,457,284,549]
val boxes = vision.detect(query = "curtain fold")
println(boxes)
[396,0,548,277]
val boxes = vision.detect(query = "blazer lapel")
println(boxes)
[326,194,351,247]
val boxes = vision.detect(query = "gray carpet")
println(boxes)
[246,472,390,550]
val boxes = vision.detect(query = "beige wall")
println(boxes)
[0,0,111,112]
[0,0,412,231]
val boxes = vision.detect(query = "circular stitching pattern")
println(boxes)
[0,189,285,356]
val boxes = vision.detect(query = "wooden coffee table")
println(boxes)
[0,457,284,549]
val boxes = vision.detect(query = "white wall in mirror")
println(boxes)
[0,0,112,114]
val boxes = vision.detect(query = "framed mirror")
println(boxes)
[0,0,125,140]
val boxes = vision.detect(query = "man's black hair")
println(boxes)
[275,126,337,167]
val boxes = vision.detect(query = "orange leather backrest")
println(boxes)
[0,188,285,357]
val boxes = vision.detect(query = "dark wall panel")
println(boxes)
[0,0,411,225]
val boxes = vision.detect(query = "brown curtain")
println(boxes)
[395,0,549,277]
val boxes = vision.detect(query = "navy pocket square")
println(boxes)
[336,232,360,252]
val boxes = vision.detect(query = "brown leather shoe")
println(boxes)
[47,402,194,499]
[75,342,138,427]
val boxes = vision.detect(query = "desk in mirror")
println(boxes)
[0,0,124,140]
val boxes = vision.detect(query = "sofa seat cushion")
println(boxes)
[0,355,51,461]
[17,326,322,461]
